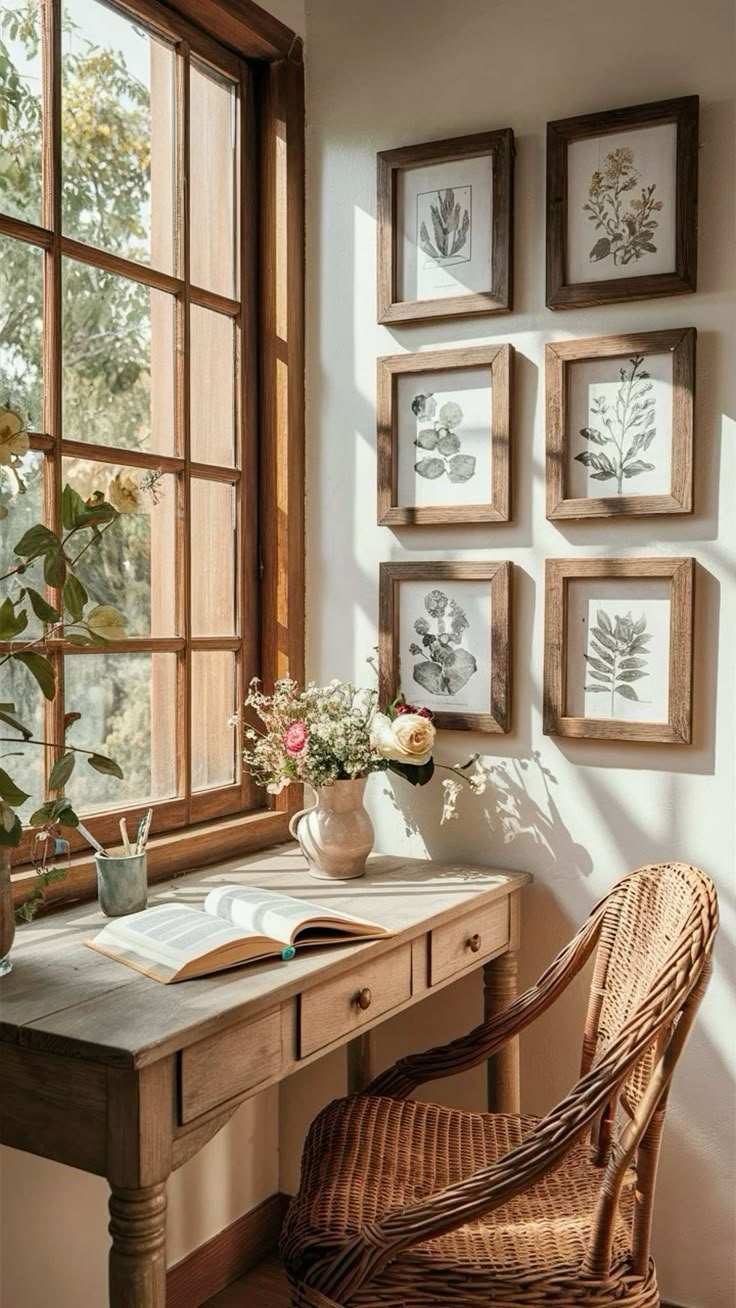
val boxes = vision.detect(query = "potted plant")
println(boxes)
[0,409,144,971]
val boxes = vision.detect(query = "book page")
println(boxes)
[87,905,255,978]
[204,885,388,944]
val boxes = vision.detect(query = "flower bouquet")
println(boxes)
[238,677,479,880]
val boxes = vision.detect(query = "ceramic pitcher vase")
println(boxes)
[288,777,374,880]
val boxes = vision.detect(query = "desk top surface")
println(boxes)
[0,843,530,1068]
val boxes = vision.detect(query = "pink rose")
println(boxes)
[284,721,308,756]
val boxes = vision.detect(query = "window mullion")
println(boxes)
[175,44,192,816]
[40,0,64,797]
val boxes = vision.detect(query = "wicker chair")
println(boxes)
[280,862,718,1308]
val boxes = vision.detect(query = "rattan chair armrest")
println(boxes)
[367,901,605,1098]
[310,934,709,1304]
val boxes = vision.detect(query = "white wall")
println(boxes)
[291,1,736,1305]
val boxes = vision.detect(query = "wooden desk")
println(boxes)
[0,843,530,1307]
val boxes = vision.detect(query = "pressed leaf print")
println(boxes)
[575,356,657,494]
[584,609,652,716]
[418,187,471,265]
[411,392,476,484]
[410,589,477,697]
[583,147,663,266]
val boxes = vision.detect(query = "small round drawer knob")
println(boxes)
[467,933,482,953]
[356,987,372,1011]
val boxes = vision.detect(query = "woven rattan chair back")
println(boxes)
[282,864,718,1307]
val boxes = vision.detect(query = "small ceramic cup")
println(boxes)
[95,852,148,917]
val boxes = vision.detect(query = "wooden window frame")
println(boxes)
[5,0,305,913]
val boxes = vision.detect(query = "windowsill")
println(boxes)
[10,806,292,916]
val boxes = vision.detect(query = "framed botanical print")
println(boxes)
[545,328,695,519]
[377,344,512,526]
[379,561,512,733]
[543,557,694,744]
[546,96,698,308]
[377,129,514,324]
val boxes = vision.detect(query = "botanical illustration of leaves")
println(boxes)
[597,610,613,634]
[591,626,616,652]
[623,460,655,477]
[615,684,640,701]
[589,236,611,261]
[414,457,445,479]
[579,427,608,446]
[591,641,615,665]
[619,656,647,669]
[585,685,610,693]
[587,669,611,685]
[415,428,439,450]
[437,430,461,456]
[584,655,613,675]
[446,454,476,483]
[617,669,648,682]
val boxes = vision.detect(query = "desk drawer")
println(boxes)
[180,1008,282,1123]
[430,898,509,986]
[299,945,412,1058]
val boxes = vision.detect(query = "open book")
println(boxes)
[85,884,393,983]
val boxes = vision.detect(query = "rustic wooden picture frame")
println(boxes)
[379,561,512,733]
[377,129,514,324]
[377,344,512,526]
[543,557,694,744]
[546,96,698,309]
[545,328,695,520]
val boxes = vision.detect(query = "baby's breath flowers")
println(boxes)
[238,677,492,814]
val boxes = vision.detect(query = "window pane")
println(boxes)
[0,659,44,824]
[0,447,44,637]
[61,0,175,272]
[192,651,235,790]
[190,305,235,466]
[191,479,235,636]
[62,258,175,455]
[190,61,237,298]
[0,0,43,226]
[64,652,177,812]
[62,457,176,636]
[0,235,43,427]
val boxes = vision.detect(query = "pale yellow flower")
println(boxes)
[0,410,29,466]
[370,712,435,767]
[107,472,142,513]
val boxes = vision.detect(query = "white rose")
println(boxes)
[370,712,435,767]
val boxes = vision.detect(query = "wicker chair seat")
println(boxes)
[282,1093,636,1300]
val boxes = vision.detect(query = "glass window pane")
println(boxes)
[0,659,44,824]
[190,306,235,466]
[0,0,43,226]
[190,61,237,298]
[1,447,44,637]
[192,651,235,790]
[64,652,177,812]
[190,479,235,636]
[61,0,175,272]
[62,258,175,455]
[62,457,176,636]
[0,235,43,428]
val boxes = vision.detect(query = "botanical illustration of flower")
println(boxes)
[583,146,663,266]
[419,187,470,264]
[411,392,476,484]
[409,588,477,697]
[575,356,657,494]
[584,609,652,716]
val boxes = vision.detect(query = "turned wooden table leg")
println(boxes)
[347,1031,374,1094]
[484,950,520,1114]
[109,1182,167,1307]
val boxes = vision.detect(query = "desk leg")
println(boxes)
[109,1183,167,1307]
[347,1032,374,1094]
[484,951,520,1114]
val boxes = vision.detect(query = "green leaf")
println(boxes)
[388,758,435,787]
[88,753,124,780]
[0,766,31,805]
[0,811,22,846]
[63,574,88,623]
[64,632,95,647]
[26,588,61,624]
[61,484,89,531]
[43,548,67,587]
[13,523,59,559]
[0,704,33,739]
[13,651,56,700]
[0,597,28,639]
[48,751,76,790]
[29,798,79,828]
